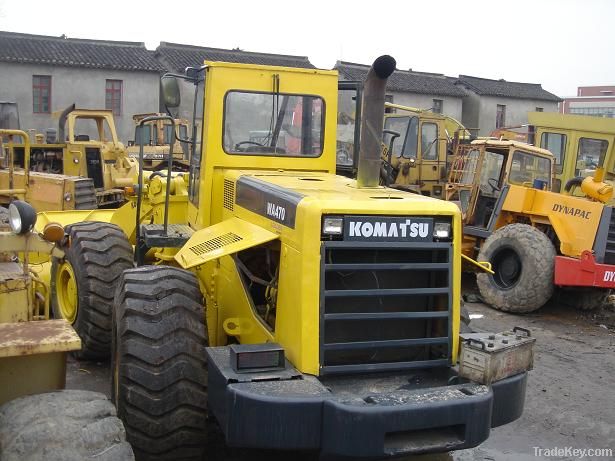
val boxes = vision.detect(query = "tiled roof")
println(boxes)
[335,61,467,98]
[0,31,165,72]
[156,42,315,72]
[457,75,561,102]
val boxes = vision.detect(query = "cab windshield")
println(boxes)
[383,116,418,158]
[72,117,115,143]
[509,151,551,187]
[135,125,154,145]
[223,91,324,157]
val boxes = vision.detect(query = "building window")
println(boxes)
[384,94,394,113]
[433,99,443,114]
[105,80,122,116]
[536,107,544,112]
[33,75,51,114]
[496,104,506,128]
[569,107,615,118]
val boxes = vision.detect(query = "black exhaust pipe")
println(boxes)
[357,55,396,188]
[58,103,76,142]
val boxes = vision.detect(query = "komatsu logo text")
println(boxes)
[552,204,591,219]
[349,219,429,238]
[343,216,434,242]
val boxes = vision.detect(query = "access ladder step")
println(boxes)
[141,224,194,248]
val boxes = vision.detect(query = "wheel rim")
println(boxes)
[56,262,78,323]
[490,246,522,289]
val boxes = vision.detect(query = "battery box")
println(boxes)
[459,327,535,384]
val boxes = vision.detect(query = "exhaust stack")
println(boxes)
[357,55,396,188]
[58,103,76,142]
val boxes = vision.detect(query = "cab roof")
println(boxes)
[469,139,554,158]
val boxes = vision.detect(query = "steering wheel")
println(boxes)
[234,141,265,150]
[487,177,501,193]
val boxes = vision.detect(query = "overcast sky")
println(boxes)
[0,0,612,97]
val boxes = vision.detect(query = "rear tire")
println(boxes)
[112,266,208,461]
[477,224,555,313]
[51,221,133,360]
[0,390,134,461]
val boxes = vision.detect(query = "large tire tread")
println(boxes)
[113,266,208,461]
[51,221,133,360]
[0,390,134,461]
[477,223,555,313]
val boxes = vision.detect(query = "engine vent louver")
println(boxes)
[223,179,235,211]
[189,232,242,255]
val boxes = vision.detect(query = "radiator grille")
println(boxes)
[320,241,452,375]
[223,179,235,211]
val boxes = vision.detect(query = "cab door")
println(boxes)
[417,119,445,196]
[538,128,569,192]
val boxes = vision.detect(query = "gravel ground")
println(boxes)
[65,284,615,461]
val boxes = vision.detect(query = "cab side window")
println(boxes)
[421,123,439,160]
[540,132,566,174]
[576,138,608,175]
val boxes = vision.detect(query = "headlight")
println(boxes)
[323,217,343,235]
[8,200,37,234]
[434,221,451,239]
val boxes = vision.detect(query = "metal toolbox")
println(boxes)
[459,327,536,384]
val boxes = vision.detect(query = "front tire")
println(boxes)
[51,221,133,360]
[112,266,208,461]
[0,390,134,461]
[477,224,555,313]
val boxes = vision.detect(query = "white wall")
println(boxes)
[477,95,559,136]
[0,62,161,141]
[390,91,463,121]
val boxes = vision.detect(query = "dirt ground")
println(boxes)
[66,282,615,461]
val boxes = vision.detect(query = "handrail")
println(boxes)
[0,129,30,197]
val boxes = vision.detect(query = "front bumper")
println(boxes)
[207,347,527,458]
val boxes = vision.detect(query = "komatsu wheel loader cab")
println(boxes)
[38,56,529,460]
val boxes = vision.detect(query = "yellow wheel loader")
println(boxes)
[0,129,97,211]
[335,97,472,198]
[126,112,190,171]
[0,105,138,209]
[447,139,615,312]
[0,199,133,460]
[36,56,531,460]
